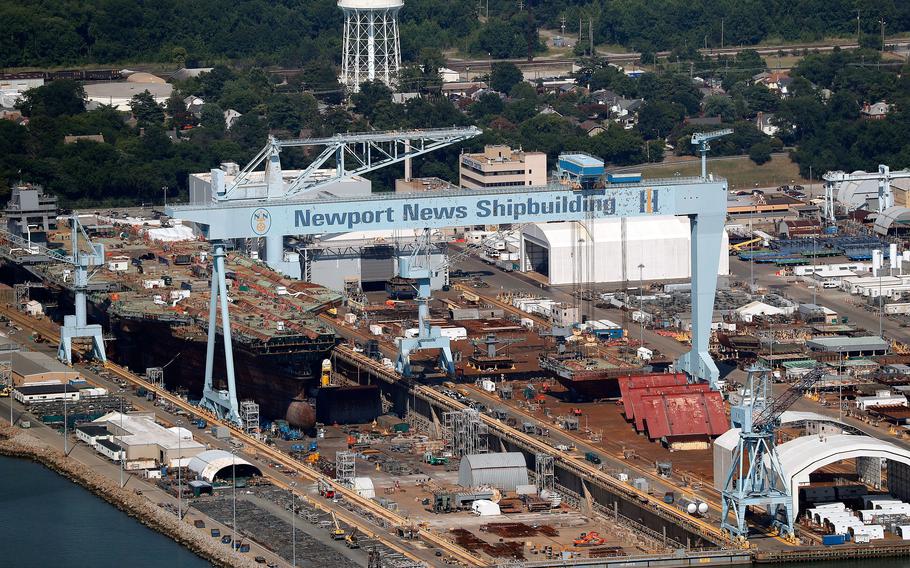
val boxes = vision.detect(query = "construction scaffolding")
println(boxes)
[145,367,164,389]
[336,450,356,487]
[443,408,488,457]
[405,406,437,438]
[239,400,260,435]
[535,453,555,494]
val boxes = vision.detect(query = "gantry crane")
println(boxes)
[180,127,480,423]
[57,215,107,364]
[721,364,826,540]
[691,129,734,178]
[822,164,910,223]
[168,132,729,422]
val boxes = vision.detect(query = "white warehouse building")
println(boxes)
[520,218,729,285]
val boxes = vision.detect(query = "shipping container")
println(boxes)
[822,534,846,546]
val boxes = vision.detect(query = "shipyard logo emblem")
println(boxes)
[251,208,272,235]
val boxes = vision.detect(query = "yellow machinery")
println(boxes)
[305,452,320,463]
[320,359,332,387]
[345,527,360,548]
[330,511,346,540]
[729,237,763,252]
[0,385,10,397]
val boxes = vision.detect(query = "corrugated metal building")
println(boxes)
[458,452,529,491]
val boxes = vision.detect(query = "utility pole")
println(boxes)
[638,264,645,349]
[855,9,861,39]
[589,18,594,56]
[560,15,566,37]
[880,18,886,51]
[721,18,725,50]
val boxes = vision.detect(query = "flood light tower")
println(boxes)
[339,0,403,91]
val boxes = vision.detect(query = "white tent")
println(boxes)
[471,500,501,516]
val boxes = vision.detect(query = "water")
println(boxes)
[0,455,211,567]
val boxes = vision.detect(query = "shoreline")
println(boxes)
[0,425,254,568]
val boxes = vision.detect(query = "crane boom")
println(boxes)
[752,366,826,432]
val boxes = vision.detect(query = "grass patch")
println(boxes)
[638,154,810,189]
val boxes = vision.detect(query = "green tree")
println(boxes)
[352,81,394,121]
[16,80,86,118]
[749,141,773,165]
[703,96,736,122]
[130,91,165,127]
[200,103,225,134]
[490,62,524,94]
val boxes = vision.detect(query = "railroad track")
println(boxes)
[0,306,486,567]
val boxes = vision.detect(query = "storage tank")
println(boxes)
[697,502,709,515]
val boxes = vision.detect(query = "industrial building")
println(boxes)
[298,229,447,291]
[10,350,80,386]
[519,217,730,285]
[91,411,205,467]
[805,336,890,356]
[459,145,547,190]
[187,449,262,482]
[458,452,529,491]
[82,76,173,112]
[12,383,80,404]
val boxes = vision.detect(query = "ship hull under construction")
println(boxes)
[3,263,337,420]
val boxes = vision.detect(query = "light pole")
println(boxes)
[119,397,124,488]
[232,447,237,544]
[638,263,645,348]
[63,386,68,456]
[290,481,297,567]
[177,419,182,520]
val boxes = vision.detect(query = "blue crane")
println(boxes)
[691,129,734,178]
[721,364,827,540]
[166,131,728,424]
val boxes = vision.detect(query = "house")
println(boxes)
[438,67,464,84]
[861,101,890,120]
[64,133,105,145]
[183,96,205,117]
[756,112,779,136]
[753,72,792,96]
[580,119,606,137]
[590,89,621,105]
[538,105,564,117]
[441,81,487,99]
[223,109,242,129]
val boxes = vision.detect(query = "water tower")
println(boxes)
[338,0,403,91]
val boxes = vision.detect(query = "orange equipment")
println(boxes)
[573,532,605,547]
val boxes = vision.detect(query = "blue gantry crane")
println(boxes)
[721,364,826,540]
[167,129,728,424]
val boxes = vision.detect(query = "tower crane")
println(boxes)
[821,164,910,224]
[691,129,734,178]
[721,364,826,540]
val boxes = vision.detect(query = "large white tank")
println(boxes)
[338,0,404,91]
